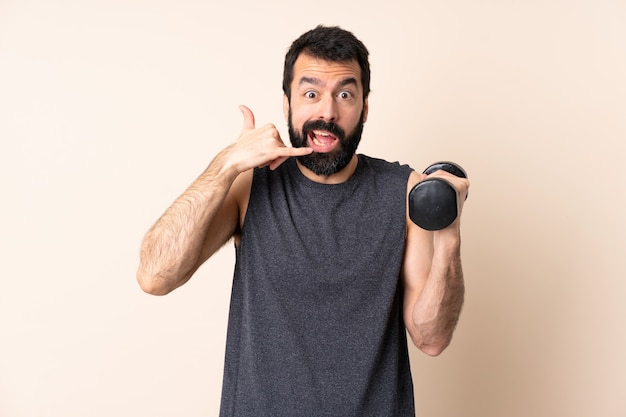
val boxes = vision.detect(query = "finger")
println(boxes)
[268,156,288,170]
[239,105,255,130]
[269,147,313,170]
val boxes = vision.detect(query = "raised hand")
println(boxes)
[410,162,470,231]
[226,105,312,173]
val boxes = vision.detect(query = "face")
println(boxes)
[284,54,368,177]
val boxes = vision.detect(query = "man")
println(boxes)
[137,25,469,416]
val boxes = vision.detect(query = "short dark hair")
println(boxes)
[282,25,370,102]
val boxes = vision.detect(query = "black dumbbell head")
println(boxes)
[408,178,459,231]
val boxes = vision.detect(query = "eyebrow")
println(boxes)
[298,76,359,89]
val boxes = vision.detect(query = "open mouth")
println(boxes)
[308,130,338,151]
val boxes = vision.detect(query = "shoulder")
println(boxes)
[359,154,412,170]
[358,154,415,182]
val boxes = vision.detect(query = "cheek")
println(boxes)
[291,109,312,130]
[342,108,363,130]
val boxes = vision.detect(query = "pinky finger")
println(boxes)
[269,156,290,170]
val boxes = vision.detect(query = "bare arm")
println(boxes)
[136,154,242,295]
[402,170,469,356]
[136,105,312,295]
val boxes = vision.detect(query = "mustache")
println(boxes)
[302,119,346,140]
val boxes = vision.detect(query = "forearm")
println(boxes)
[136,152,239,295]
[411,227,465,356]
[136,105,313,295]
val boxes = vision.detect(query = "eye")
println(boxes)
[338,91,353,100]
[305,91,317,99]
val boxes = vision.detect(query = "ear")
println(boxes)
[362,97,369,123]
[283,94,290,122]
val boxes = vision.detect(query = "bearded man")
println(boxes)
[137,25,469,417]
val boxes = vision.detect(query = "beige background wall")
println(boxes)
[1,0,624,416]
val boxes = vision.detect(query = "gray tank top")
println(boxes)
[220,155,415,417]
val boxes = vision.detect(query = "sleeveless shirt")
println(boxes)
[219,154,415,417]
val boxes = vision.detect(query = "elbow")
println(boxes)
[409,332,452,357]
[136,269,173,296]
[416,339,450,357]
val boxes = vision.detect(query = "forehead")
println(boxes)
[292,53,362,88]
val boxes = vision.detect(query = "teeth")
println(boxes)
[310,130,335,147]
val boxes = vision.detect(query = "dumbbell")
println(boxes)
[408,162,468,231]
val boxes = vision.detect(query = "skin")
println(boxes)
[284,55,366,183]
[136,53,470,357]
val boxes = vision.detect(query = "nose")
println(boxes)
[317,94,338,122]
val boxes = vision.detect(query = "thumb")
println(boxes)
[239,105,255,130]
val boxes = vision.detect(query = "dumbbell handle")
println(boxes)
[408,161,467,231]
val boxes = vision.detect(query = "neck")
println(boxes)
[295,155,359,184]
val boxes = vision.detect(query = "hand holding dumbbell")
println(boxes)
[408,162,468,231]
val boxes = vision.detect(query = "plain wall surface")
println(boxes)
[1,0,625,416]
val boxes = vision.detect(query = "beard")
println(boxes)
[288,109,365,177]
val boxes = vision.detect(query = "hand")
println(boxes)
[227,105,313,173]
[420,169,470,214]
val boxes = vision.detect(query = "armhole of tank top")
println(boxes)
[233,168,255,247]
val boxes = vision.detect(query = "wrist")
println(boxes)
[207,146,244,183]
[433,224,461,252]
